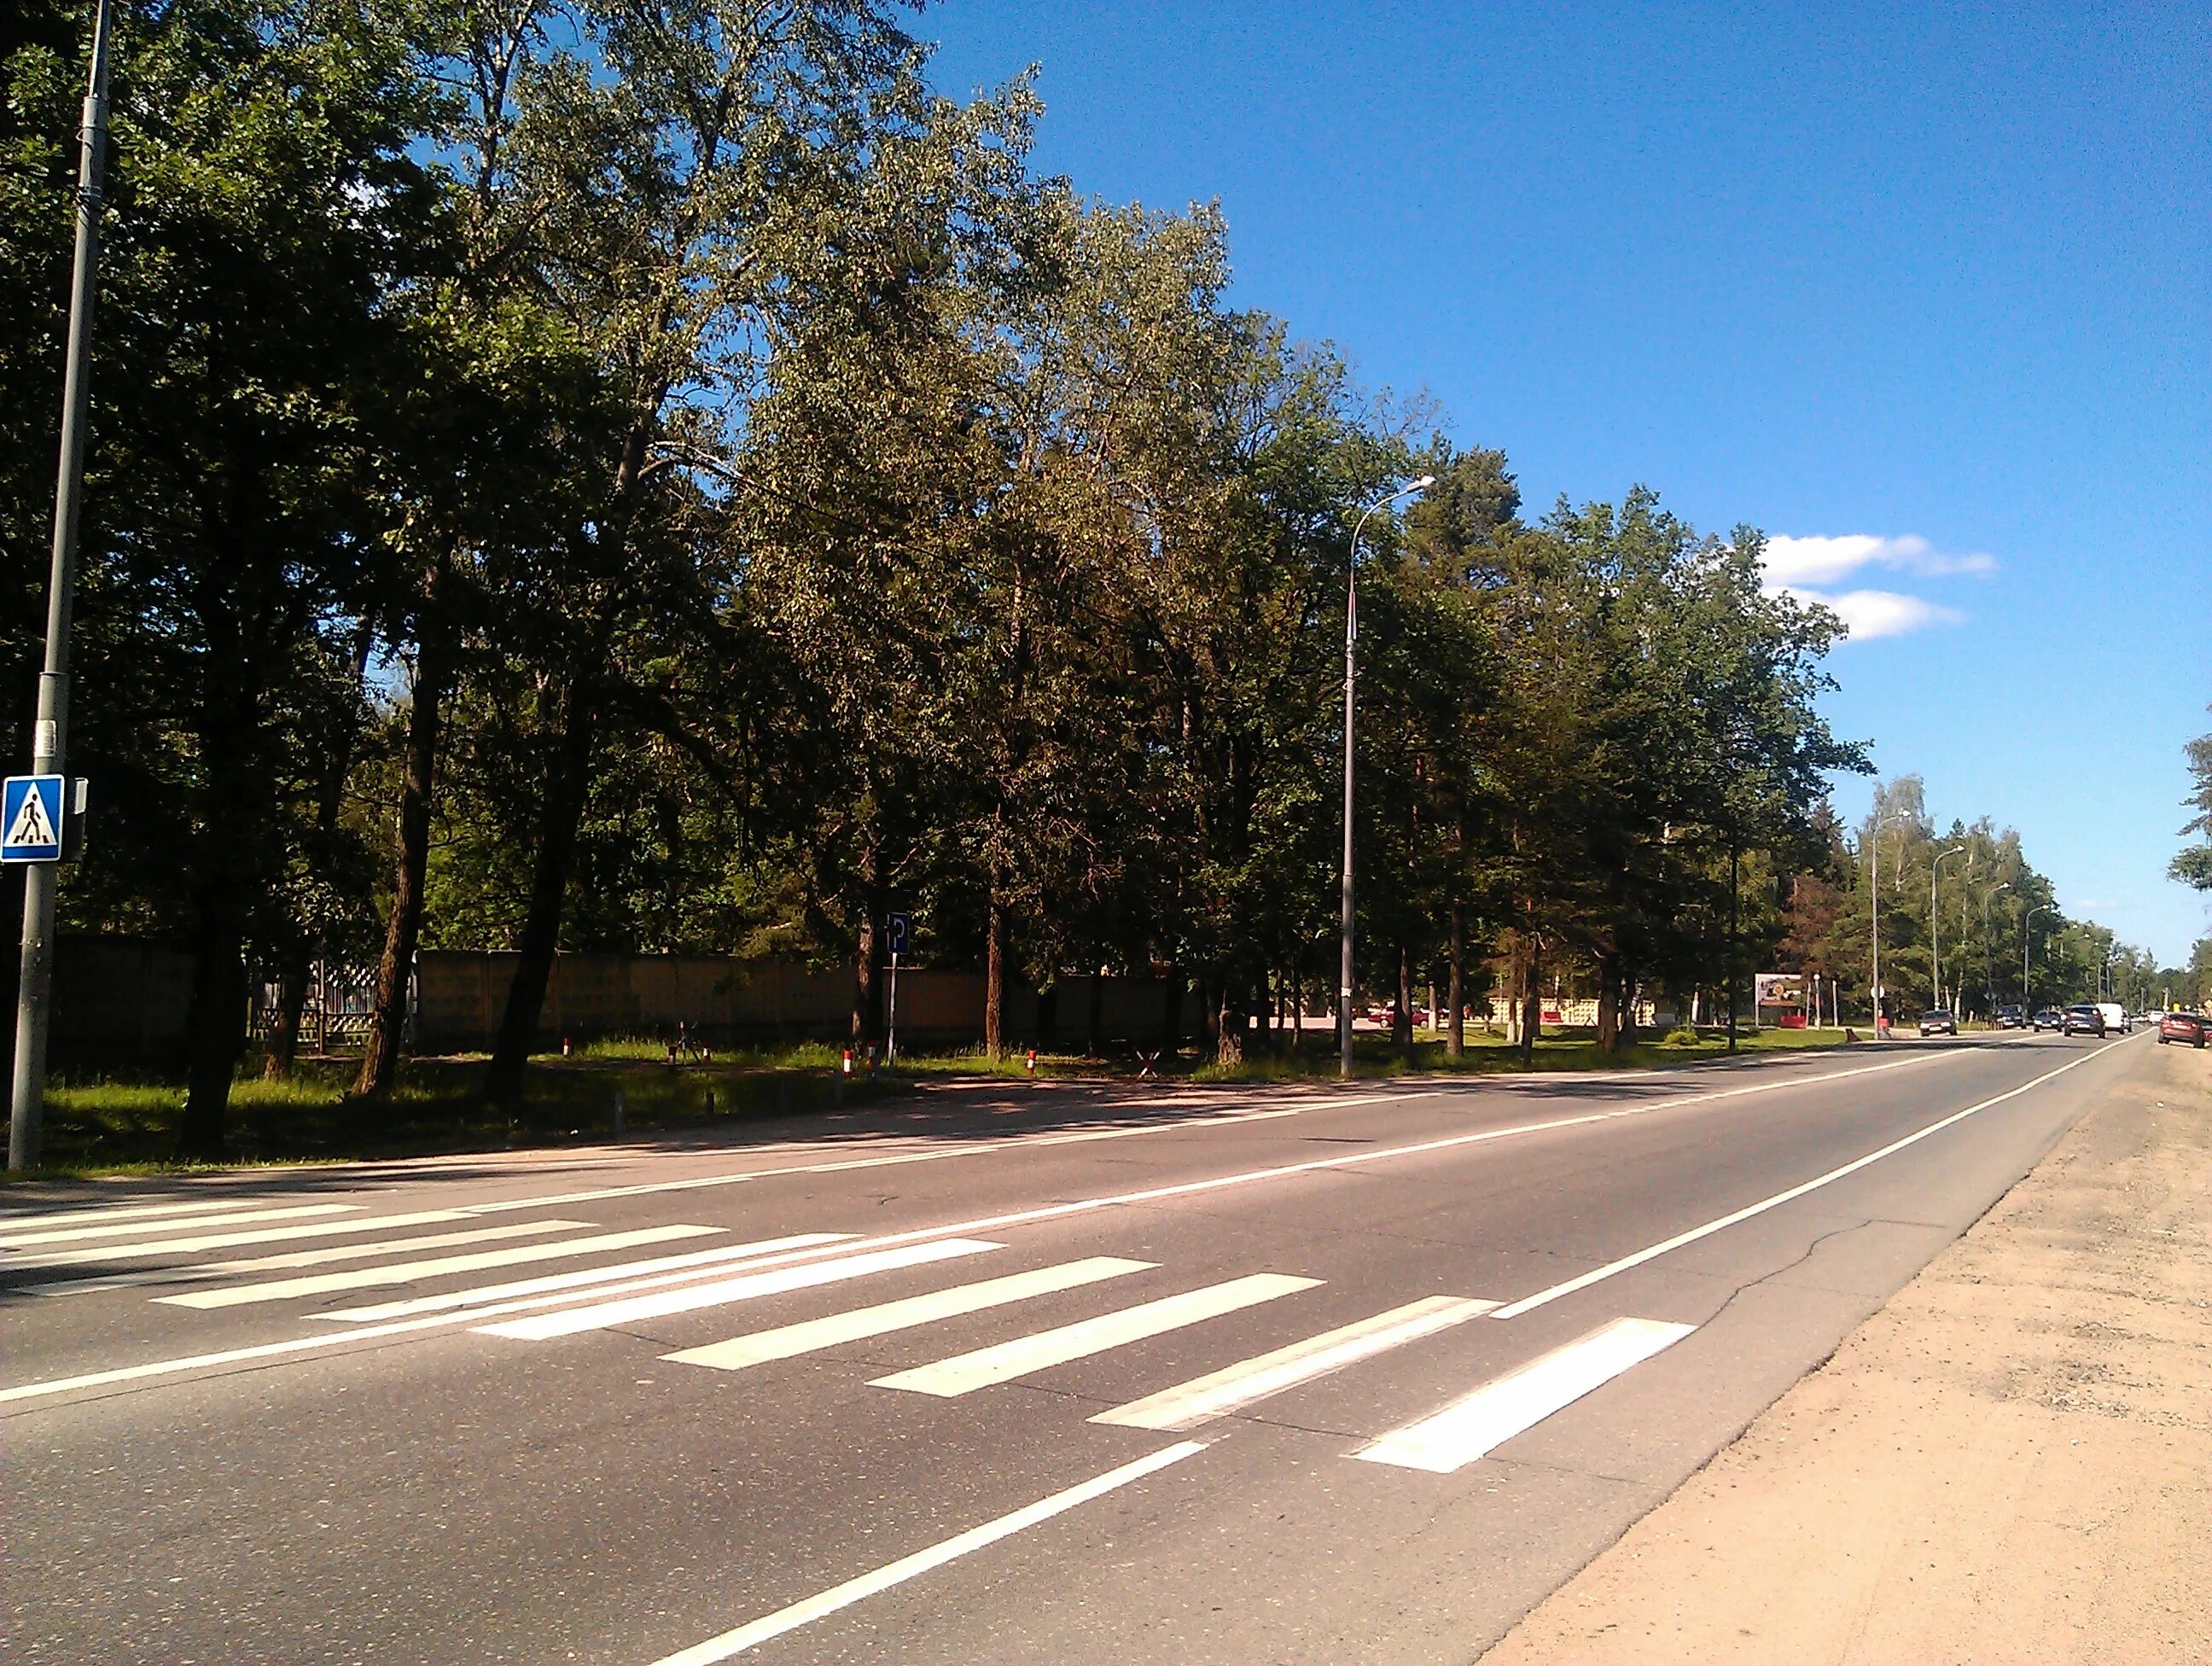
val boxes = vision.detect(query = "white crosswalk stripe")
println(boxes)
[0,1196,276,1233]
[477,1239,1007,1342]
[870,1273,1321,1399]
[1,1208,482,1272]
[1091,1295,1501,1431]
[663,1257,1158,1373]
[1354,1316,1695,1473]
[36,1220,596,1296]
[324,1233,856,1323]
[156,1225,725,1309]
[0,1203,358,1250]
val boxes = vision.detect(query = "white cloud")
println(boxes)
[1788,586,1967,640]
[1761,533,1994,642]
[1763,533,1998,586]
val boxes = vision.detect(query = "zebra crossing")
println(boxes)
[2,1192,1700,1477]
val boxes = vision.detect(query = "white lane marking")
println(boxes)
[872,1273,1320,1399]
[0,1197,272,1232]
[1092,1295,1500,1431]
[0,1046,2029,1407]
[322,1235,856,1323]
[0,1203,357,1249]
[35,1220,594,1295]
[156,1226,723,1309]
[477,1239,1007,1342]
[646,1441,1208,1664]
[462,1107,1308,1215]
[1488,1040,2120,1319]
[0,1209,483,1272]
[663,1257,1157,1373]
[443,1048,1950,1219]
[1356,1317,1695,1472]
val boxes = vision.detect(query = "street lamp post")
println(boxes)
[2024,904,2055,1013]
[1931,845,1968,1015]
[1867,812,1910,1035]
[1985,881,2011,1011]
[1339,474,1435,1080]
[9,0,114,1174]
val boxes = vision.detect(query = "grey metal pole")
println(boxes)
[10,0,114,1174]
[1337,537,1359,1080]
[1336,475,1432,1081]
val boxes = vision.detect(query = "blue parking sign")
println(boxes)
[2,775,64,863]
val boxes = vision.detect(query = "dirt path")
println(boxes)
[1481,1038,2212,1665]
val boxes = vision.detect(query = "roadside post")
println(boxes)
[9,0,114,1174]
[885,912,911,1066]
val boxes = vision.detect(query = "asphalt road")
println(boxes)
[2,1030,2150,1664]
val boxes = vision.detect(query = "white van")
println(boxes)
[2096,1002,2128,1035]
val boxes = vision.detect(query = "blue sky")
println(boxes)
[924,1,2211,965]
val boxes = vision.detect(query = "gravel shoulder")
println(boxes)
[1481,1036,2212,1665]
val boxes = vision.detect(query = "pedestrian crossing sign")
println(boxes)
[2,774,64,863]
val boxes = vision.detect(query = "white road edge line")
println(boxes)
[466,1046,1947,1217]
[1357,1317,1695,1472]
[1092,1295,1500,1431]
[644,1440,1209,1664]
[1487,1040,2120,1319]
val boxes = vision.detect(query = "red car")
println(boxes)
[2158,1011,2207,1048]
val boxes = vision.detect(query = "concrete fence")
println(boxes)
[1,936,1197,1061]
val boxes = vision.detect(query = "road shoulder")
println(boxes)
[1480,1038,2212,1665]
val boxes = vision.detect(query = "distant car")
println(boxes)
[1996,1004,2026,1028]
[2062,1004,2105,1036]
[2032,1008,2064,1030]
[2096,1002,2129,1035]
[2158,1011,2207,1048]
[1918,1008,1957,1036]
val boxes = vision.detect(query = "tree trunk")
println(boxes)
[1521,934,1542,1067]
[1727,842,1741,1056]
[357,626,452,1097]
[1447,903,1465,1060]
[483,687,597,1107]
[1619,971,1639,1047]
[177,687,262,1159]
[264,955,311,1080]
[1394,945,1414,1057]
[1161,972,1181,1056]
[1595,952,1621,1053]
[1215,976,1243,1066]
[850,838,881,1046]
[1086,964,1104,1057]
[984,891,1005,1059]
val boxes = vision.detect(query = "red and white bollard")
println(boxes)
[561,1035,572,1058]
[1025,1047,1037,1076]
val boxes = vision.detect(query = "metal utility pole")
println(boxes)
[10,0,114,1174]
[1930,845,1967,1016]
[1984,881,2011,1010]
[1867,812,1906,1035]
[1337,474,1433,1080]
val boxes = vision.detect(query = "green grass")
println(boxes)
[13,1023,1850,1178]
[1191,1023,1850,1082]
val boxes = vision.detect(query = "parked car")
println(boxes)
[1918,1008,1958,1036]
[2032,1008,2065,1031]
[1996,1004,2027,1028]
[2157,1011,2207,1048]
[2062,1004,2105,1036]
[2096,1001,2129,1035]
